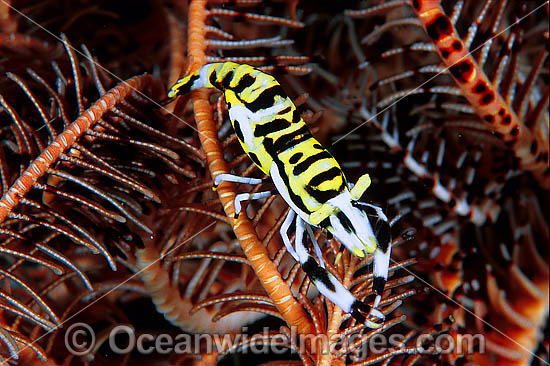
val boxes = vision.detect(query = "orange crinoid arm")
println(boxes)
[0,75,154,224]
[185,0,315,335]
[410,0,549,188]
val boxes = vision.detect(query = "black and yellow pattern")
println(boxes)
[169,62,347,218]
[169,62,391,327]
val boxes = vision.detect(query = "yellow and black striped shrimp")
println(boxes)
[169,62,391,327]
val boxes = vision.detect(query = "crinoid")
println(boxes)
[342,0,549,365]
[0,29,201,364]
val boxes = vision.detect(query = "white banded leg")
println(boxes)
[213,173,267,189]
[368,246,390,328]
[234,191,273,220]
[368,217,392,328]
[353,202,392,327]
[279,209,299,262]
[305,224,325,268]
[294,216,308,262]
[294,216,380,327]
[352,201,391,318]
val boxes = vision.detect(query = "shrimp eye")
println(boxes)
[375,219,391,252]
